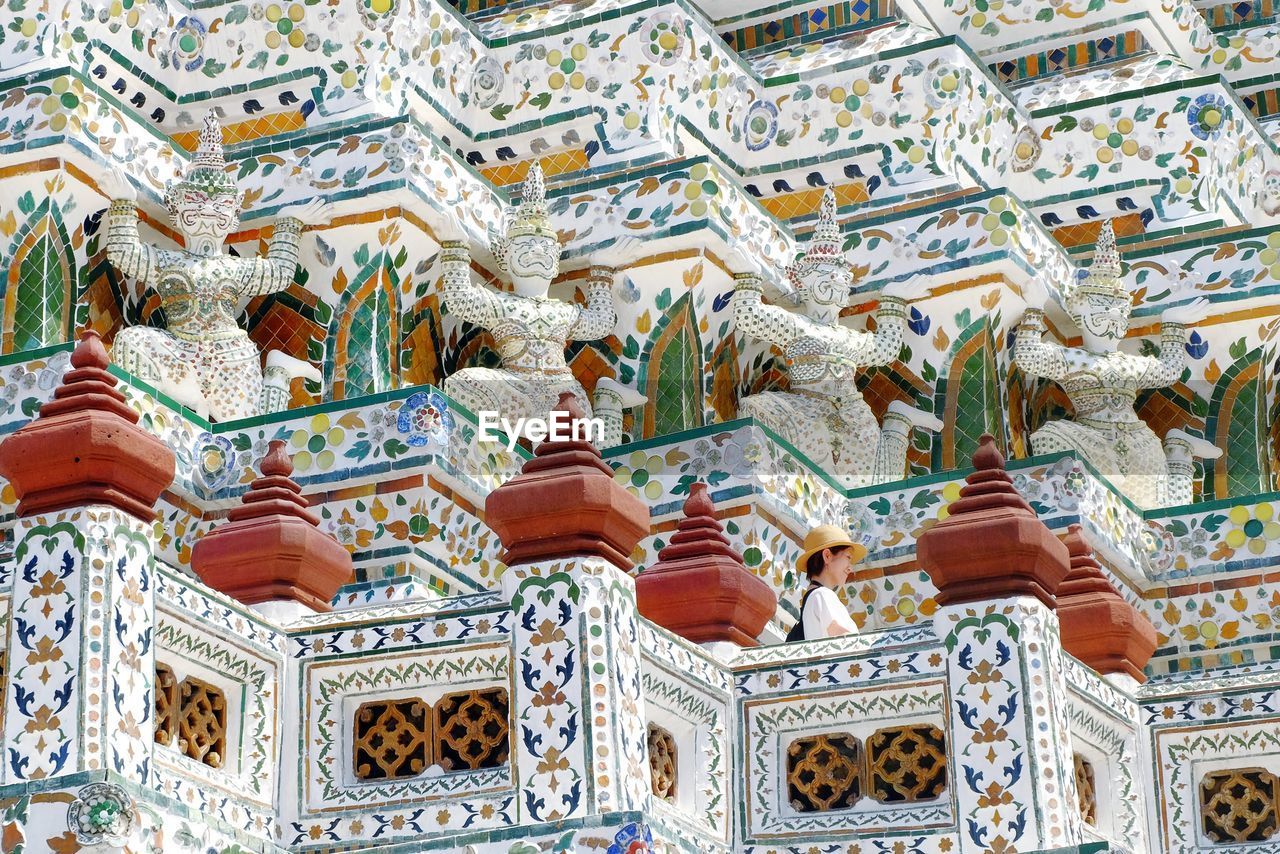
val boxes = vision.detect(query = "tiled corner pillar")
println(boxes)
[3,507,157,784]
[940,599,1082,854]
[505,558,650,823]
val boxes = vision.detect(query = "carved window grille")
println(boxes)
[787,733,864,812]
[1074,753,1098,826]
[1201,767,1280,843]
[434,688,510,771]
[353,698,431,781]
[154,663,178,747]
[648,723,678,802]
[178,676,226,769]
[867,724,947,802]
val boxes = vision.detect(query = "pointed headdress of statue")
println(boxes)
[165,109,244,214]
[507,163,557,240]
[494,162,559,274]
[1067,219,1129,311]
[785,188,847,292]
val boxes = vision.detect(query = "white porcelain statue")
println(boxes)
[1015,219,1220,508]
[100,109,324,421]
[439,163,645,448]
[733,188,941,486]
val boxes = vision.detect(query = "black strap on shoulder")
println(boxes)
[785,583,821,643]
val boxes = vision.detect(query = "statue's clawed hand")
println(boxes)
[594,235,646,269]
[1020,277,1050,311]
[437,211,468,244]
[723,245,762,278]
[99,168,137,203]
[1162,296,1209,326]
[880,273,925,300]
[278,198,333,227]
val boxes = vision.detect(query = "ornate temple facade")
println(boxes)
[0,0,1279,852]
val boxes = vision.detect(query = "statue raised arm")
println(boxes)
[439,164,645,448]
[734,188,941,487]
[102,110,325,421]
[1015,220,1218,507]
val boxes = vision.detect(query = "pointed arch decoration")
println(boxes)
[1207,350,1272,499]
[708,334,739,424]
[3,201,76,353]
[402,292,446,388]
[937,320,1005,470]
[328,254,401,400]
[567,341,615,403]
[640,292,703,438]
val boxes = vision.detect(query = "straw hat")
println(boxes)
[795,524,868,577]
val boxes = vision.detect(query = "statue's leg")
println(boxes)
[112,328,208,417]
[1162,429,1222,507]
[444,368,548,445]
[873,400,944,484]
[742,391,846,482]
[1029,421,1135,493]
[443,369,507,421]
[829,395,879,487]
[201,335,263,422]
[1107,426,1164,509]
[592,377,646,449]
[112,326,171,385]
[261,351,323,414]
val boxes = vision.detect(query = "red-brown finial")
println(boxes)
[684,481,714,518]
[486,394,649,570]
[226,441,313,523]
[1056,523,1156,682]
[636,480,777,646]
[555,390,586,423]
[192,441,352,612]
[1059,524,1111,591]
[0,332,176,520]
[915,433,1069,608]
[70,328,109,371]
[260,439,294,478]
[972,433,1003,471]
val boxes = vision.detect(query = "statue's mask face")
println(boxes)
[167,185,241,244]
[1072,294,1130,351]
[797,261,848,322]
[507,233,559,297]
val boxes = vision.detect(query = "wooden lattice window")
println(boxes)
[178,676,226,769]
[353,698,431,781]
[867,724,947,802]
[1074,753,1098,826]
[434,688,510,771]
[1201,767,1280,843]
[648,723,677,802]
[154,663,178,747]
[787,733,863,812]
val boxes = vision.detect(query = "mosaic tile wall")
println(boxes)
[2,0,1280,851]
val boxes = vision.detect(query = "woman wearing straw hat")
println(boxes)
[786,525,868,641]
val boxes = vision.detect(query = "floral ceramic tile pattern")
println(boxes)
[3,0,1280,851]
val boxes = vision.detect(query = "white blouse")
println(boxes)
[802,586,859,639]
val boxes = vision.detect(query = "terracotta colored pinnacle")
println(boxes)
[916,434,1069,608]
[636,482,777,646]
[0,330,175,520]
[1056,525,1156,682]
[191,440,353,612]
[485,392,649,570]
